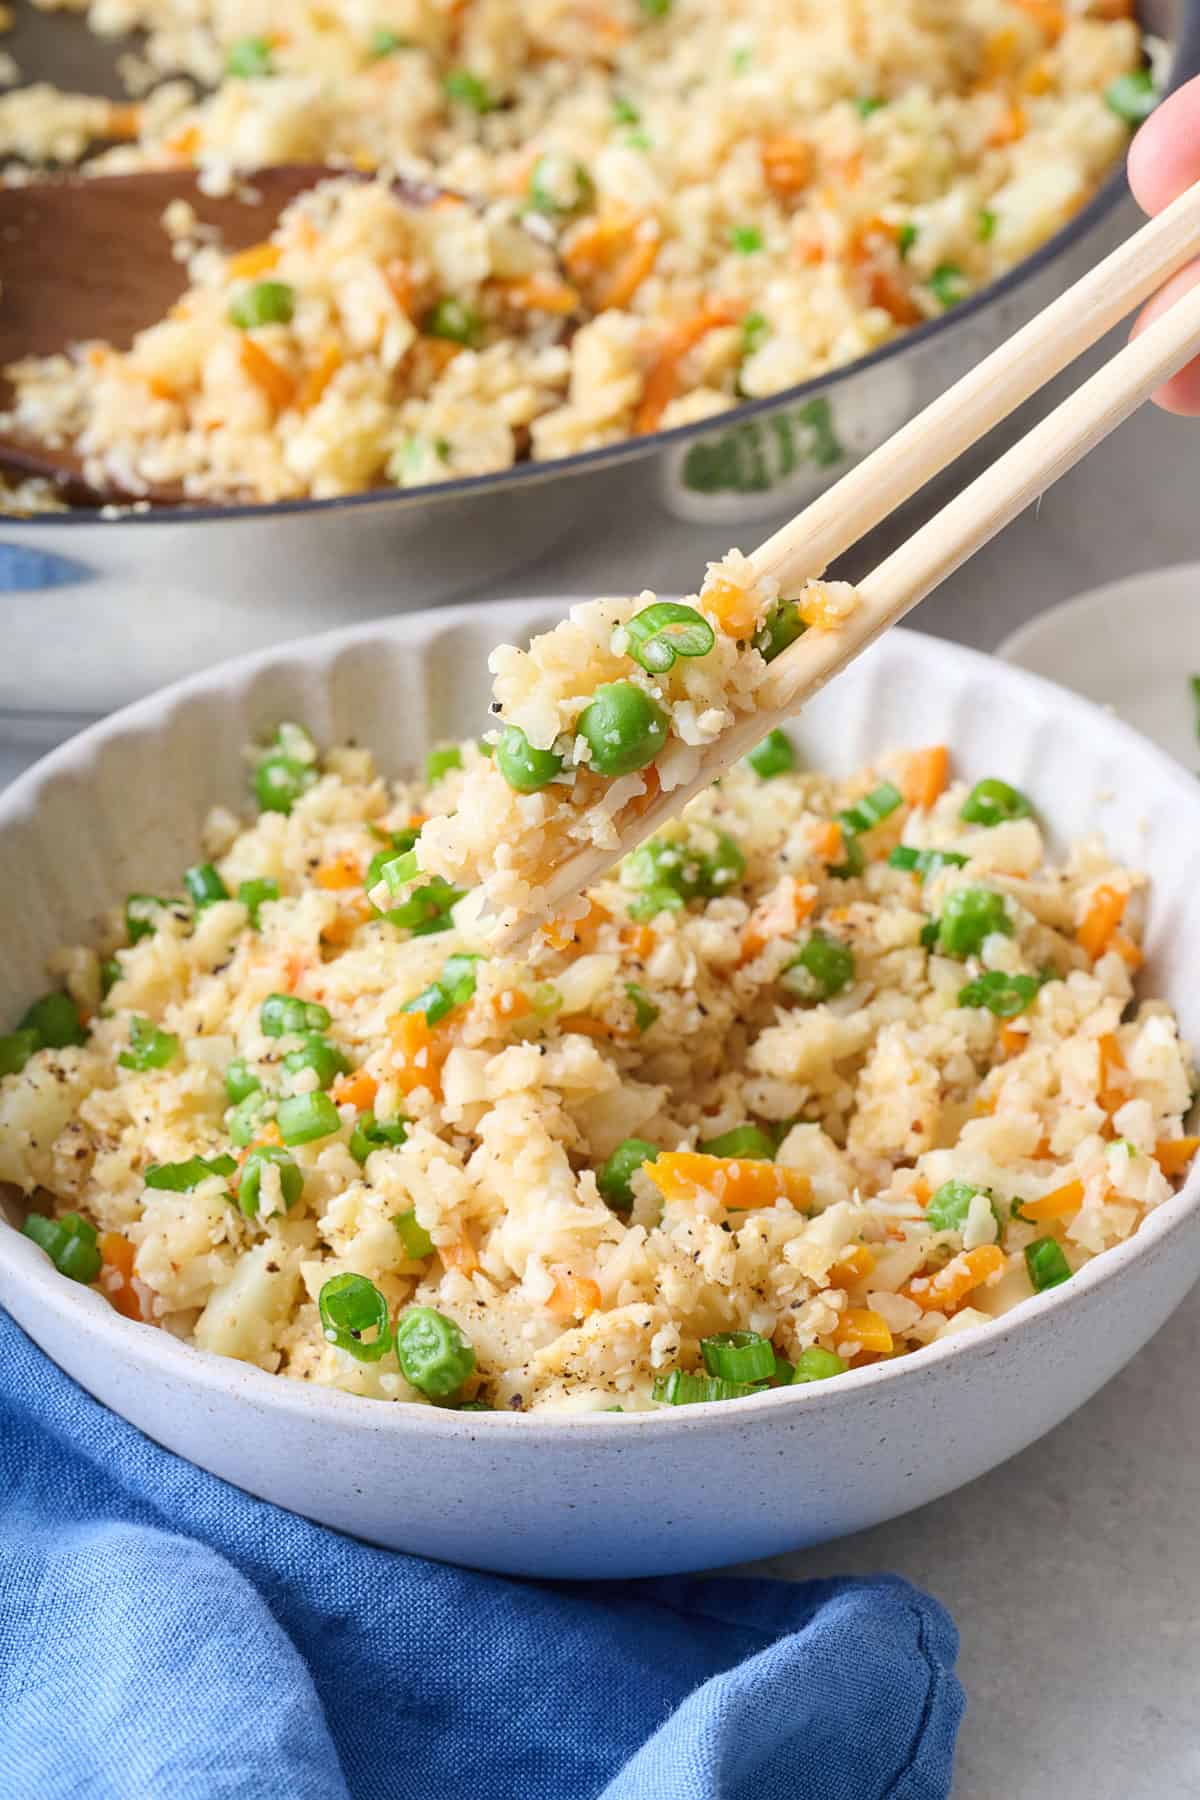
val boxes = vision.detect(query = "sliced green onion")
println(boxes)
[494,723,563,793]
[958,970,1041,1018]
[319,1272,393,1361]
[752,599,806,663]
[697,1125,775,1161]
[126,893,168,944]
[529,151,594,216]
[700,1330,776,1382]
[184,863,230,909]
[255,754,317,815]
[929,263,968,308]
[366,828,420,891]
[960,777,1032,827]
[829,831,866,880]
[745,728,795,780]
[260,994,331,1038]
[227,35,274,77]
[442,68,496,112]
[625,983,659,1032]
[369,27,409,57]
[395,1305,476,1396]
[402,952,482,1026]
[977,208,997,242]
[425,745,463,784]
[624,601,715,674]
[119,1017,178,1071]
[18,992,86,1049]
[229,280,295,330]
[888,845,968,880]
[791,1346,847,1383]
[100,956,122,999]
[1026,1236,1071,1291]
[638,0,672,17]
[225,1058,261,1104]
[652,1369,758,1405]
[897,221,918,259]
[238,878,279,928]
[394,1208,434,1259]
[144,1154,236,1193]
[920,919,941,949]
[350,1110,409,1164]
[377,861,464,935]
[282,1034,350,1089]
[424,295,484,346]
[277,1090,341,1147]
[1105,67,1157,124]
[698,830,745,895]
[854,95,885,117]
[22,1211,101,1284]
[741,310,769,358]
[930,886,1013,958]
[838,781,903,836]
[227,1089,275,1147]
[729,224,764,254]
[578,681,669,777]
[597,1137,659,1212]
[731,45,752,72]
[781,930,855,1001]
[611,95,640,125]
[0,1029,39,1076]
[238,1145,303,1217]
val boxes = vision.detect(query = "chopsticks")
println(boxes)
[501,184,1200,943]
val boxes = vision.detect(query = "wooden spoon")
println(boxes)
[0,165,447,508]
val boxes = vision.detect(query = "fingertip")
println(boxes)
[1128,76,1200,214]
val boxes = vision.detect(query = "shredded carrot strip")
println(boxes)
[635,303,741,434]
[740,881,817,963]
[598,232,660,309]
[1020,1178,1083,1223]
[1154,1137,1200,1179]
[900,746,949,811]
[1077,884,1128,959]
[907,1244,1005,1314]
[389,1012,444,1099]
[546,1274,602,1321]
[239,338,295,412]
[646,1152,812,1212]
[332,1067,378,1112]
[1109,930,1144,971]
[227,242,281,280]
[493,988,533,1022]
[759,134,813,197]
[299,340,343,411]
[701,577,759,638]
[1097,1033,1128,1115]
[314,853,363,891]
[838,1308,894,1355]
[99,1233,143,1322]
[558,1013,626,1041]
[503,274,581,315]
[830,1245,876,1288]
[564,212,660,310]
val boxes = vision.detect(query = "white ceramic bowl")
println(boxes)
[1,603,1198,1580]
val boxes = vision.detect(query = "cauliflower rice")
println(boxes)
[0,0,1143,502]
[2,715,1195,1413]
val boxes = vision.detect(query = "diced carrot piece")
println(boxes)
[830,1245,876,1287]
[314,852,363,891]
[1097,1033,1128,1115]
[596,232,660,310]
[808,819,847,865]
[999,1022,1029,1058]
[320,895,374,948]
[541,899,612,957]
[503,274,581,315]
[699,577,759,638]
[389,1011,443,1099]
[227,242,282,280]
[165,124,201,159]
[146,375,179,403]
[106,102,142,141]
[621,924,658,959]
[907,1244,1005,1314]
[99,1233,143,1322]
[1110,930,1144,971]
[900,746,949,811]
[838,1308,894,1355]
[384,259,416,314]
[912,1177,932,1206]
[546,1274,602,1321]
[240,1121,284,1159]
[797,588,852,630]
[760,134,813,197]
[1021,54,1055,94]
[493,988,533,1022]
[635,303,741,434]
[988,98,1027,146]
[332,1067,378,1112]
[1032,1135,1053,1159]
[1154,1137,1200,1179]
[563,212,661,310]
[645,1152,812,1212]
[1077,884,1128,959]
[740,881,817,963]
[1020,1177,1084,1222]
[299,339,343,412]
[239,338,295,412]
[441,1230,479,1276]
[1012,0,1065,41]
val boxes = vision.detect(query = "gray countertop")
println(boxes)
[3,200,1198,1798]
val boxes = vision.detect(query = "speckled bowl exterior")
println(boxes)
[1,605,1197,1579]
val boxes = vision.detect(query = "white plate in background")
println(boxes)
[997,564,1200,771]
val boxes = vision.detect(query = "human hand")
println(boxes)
[1129,74,1200,413]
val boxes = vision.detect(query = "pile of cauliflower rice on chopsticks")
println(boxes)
[2,591,1196,1410]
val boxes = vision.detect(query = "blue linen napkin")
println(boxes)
[0,1310,963,1800]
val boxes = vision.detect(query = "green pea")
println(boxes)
[495,724,563,793]
[577,682,669,777]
